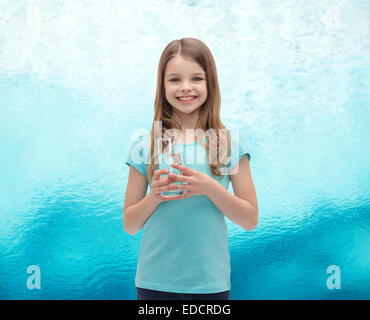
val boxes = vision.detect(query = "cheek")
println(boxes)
[165,88,176,99]
[199,92,207,103]
[199,86,207,97]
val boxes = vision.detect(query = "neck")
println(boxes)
[172,108,200,132]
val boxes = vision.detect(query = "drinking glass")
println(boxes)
[157,138,186,197]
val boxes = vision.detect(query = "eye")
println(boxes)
[169,77,203,82]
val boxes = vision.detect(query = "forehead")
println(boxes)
[165,56,204,75]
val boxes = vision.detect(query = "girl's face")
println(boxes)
[164,55,207,116]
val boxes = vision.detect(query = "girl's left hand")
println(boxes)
[167,163,214,198]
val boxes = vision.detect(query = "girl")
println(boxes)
[124,38,258,300]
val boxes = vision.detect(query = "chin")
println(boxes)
[180,106,199,113]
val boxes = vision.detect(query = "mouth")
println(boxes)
[176,96,198,103]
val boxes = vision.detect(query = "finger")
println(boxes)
[153,169,170,180]
[152,175,175,188]
[155,168,170,175]
[161,191,191,201]
[168,173,191,184]
[156,184,176,192]
[170,163,193,176]
[168,183,189,190]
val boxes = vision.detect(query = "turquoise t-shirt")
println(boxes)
[124,129,251,294]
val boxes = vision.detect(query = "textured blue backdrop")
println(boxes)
[0,0,369,299]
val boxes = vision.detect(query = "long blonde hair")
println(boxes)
[145,37,231,184]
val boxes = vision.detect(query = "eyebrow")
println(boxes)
[166,72,205,77]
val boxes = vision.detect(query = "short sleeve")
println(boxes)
[221,130,251,175]
[124,132,150,178]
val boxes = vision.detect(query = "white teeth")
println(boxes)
[178,96,196,101]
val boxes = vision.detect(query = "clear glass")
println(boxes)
[158,152,186,197]
[157,137,185,197]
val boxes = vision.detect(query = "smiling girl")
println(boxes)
[124,38,258,300]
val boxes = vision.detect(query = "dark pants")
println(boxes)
[136,287,230,300]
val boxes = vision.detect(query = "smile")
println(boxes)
[176,96,198,104]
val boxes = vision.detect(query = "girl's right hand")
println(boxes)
[149,169,175,204]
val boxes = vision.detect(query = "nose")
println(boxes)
[180,79,192,91]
